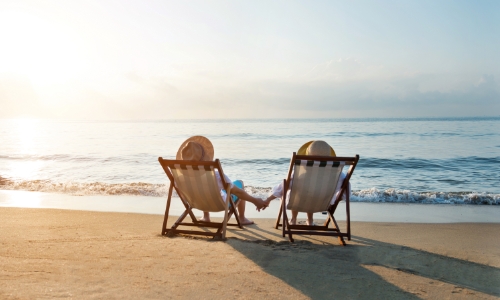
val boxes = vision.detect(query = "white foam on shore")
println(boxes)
[352,188,500,205]
[1,179,499,205]
[0,179,169,197]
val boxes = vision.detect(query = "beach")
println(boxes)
[1,118,499,298]
[1,0,499,297]
[1,205,499,299]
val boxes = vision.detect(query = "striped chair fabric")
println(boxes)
[169,164,227,213]
[287,159,345,213]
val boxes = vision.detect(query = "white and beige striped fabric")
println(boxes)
[169,164,227,212]
[287,160,345,213]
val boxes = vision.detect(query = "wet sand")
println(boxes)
[1,190,499,223]
[1,207,499,299]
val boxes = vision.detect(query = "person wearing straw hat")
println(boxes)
[263,140,351,226]
[177,136,267,225]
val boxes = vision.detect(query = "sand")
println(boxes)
[1,207,499,299]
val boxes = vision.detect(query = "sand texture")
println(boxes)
[1,207,499,299]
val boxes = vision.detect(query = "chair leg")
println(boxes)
[162,184,174,235]
[171,209,190,232]
[211,226,223,240]
[329,211,346,246]
[167,209,189,238]
[281,198,287,238]
[162,208,170,235]
[231,200,243,229]
[275,200,283,229]
[284,210,294,242]
[186,204,198,223]
[346,192,351,240]
[284,208,294,242]
[329,212,341,233]
[220,184,231,240]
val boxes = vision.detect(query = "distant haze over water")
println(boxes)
[0,117,499,205]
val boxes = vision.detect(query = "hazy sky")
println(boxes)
[1,0,499,119]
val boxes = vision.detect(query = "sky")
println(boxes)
[0,0,499,120]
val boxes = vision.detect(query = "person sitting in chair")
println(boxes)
[263,140,351,226]
[177,136,267,225]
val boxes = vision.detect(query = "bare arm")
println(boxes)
[230,186,267,210]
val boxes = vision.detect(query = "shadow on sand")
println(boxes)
[225,233,500,299]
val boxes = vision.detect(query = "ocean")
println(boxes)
[0,117,499,205]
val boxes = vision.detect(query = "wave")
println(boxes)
[0,154,155,163]
[351,188,499,205]
[0,178,169,197]
[2,154,499,171]
[214,157,500,175]
[358,156,500,170]
[0,154,82,161]
[0,178,498,205]
[0,150,500,173]
[201,131,499,139]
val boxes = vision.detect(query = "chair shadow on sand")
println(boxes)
[225,231,500,299]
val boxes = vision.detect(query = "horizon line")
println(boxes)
[1,116,500,122]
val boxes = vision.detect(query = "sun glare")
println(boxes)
[2,190,42,208]
[11,118,39,154]
[5,118,44,181]
[8,160,44,182]
[0,10,86,86]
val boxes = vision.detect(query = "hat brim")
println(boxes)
[176,136,214,161]
[297,140,336,156]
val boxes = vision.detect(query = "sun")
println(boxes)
[0,10,86,86]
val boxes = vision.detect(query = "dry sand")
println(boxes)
[1,207,499,299]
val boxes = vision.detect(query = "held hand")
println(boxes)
[261,200,269,210]
[254,198,268,212]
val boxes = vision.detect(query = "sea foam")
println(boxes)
[1,178,498,205]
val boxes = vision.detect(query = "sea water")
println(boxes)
[0,117,499,205]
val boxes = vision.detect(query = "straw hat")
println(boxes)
[176,136,214,161]
[297,140,336,156]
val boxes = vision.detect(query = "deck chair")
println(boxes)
[275,153,359,245]
[158,157,242,240]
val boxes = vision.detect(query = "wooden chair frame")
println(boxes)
[158,157,243,240]
[275,153,359,245]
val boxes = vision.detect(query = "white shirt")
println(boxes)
[270,172,350,205]
[215,170,233,202]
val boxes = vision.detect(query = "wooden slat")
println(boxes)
[166,229,221,237]
[284,231,349,237]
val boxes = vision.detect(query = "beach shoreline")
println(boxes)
[1,206,499,299]
[1,189,499,224]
